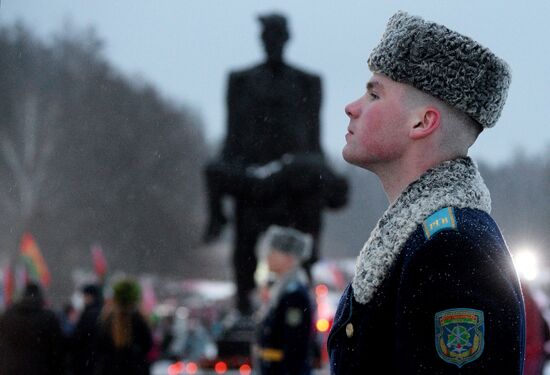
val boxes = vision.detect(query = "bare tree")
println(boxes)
[0,23,208,302]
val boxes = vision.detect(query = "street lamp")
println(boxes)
[514,247,539,281]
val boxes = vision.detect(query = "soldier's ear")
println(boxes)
[409,107,440,140]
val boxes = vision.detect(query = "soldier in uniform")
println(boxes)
[328,11,525,373]
[203,13,347,315]
[256,225,314,375]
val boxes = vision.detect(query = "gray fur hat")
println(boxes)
[259,225,312,261]
[368,11,511,128]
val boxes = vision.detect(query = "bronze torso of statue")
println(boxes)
[204,14,347,315]
[222,62,321,165]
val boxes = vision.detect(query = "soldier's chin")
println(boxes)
[342,147,369,169]
[342,145,355,164]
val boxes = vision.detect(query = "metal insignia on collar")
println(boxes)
[435,308,484,368]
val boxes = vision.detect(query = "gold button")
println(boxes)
[345,323,354,338]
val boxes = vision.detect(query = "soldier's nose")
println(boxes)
[345,101,358,119]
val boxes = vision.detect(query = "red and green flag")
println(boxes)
[20,232,51,287]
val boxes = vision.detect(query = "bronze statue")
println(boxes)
[204,13,347,315]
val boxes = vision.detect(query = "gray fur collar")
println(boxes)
[352,157,491,304]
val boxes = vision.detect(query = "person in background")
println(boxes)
[59,302,79,374]
[523,282,549,375]
[94,278,152,375]
[256,225,314,375]
[0,282,65,375]
[328,10,524,373]
[60,302,78,337]
[155,314,175,360]
[72,283,103,375]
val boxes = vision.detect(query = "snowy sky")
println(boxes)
[3,1,550,166]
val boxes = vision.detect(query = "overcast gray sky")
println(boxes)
[3,1,549,166]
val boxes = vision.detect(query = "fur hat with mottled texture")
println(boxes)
[259,225,312,261]
[368,11,511,128]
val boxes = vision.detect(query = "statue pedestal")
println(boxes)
[216,314,255,358]
[198,314,255,370]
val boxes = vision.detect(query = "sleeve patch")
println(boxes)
[434,308,485,368]
[423,207,457,239]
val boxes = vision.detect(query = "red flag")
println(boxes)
[19,233,51,287]
[91,244,107,278]
[3,265,14,306]
[140,278,157,316]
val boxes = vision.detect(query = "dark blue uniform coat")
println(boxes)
[328,207,525,374]
[258,274,313,375]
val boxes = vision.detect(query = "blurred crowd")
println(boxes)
[0,226,323,375]
[0,278,156,375]
[1,268,550,375]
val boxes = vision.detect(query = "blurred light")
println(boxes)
[317,301,332,318]
[514,248,539,281]
[316,318,330,332]
[315,284,329,297]
[214,361,227,374]
[186,362,198,374]
[168,361,185,375]
[239,364,252,375]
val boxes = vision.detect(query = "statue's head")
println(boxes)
[258,13,289,63]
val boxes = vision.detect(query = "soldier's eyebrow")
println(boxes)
[366,81,384,92]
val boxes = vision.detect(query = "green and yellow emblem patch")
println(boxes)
[435,308,484,368]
